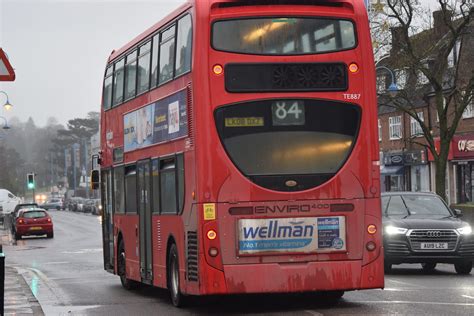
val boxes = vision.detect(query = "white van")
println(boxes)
[0,189,21,221]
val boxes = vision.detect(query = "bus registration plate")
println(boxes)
[238,216,346,255]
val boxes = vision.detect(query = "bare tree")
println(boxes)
[377,0,473,200]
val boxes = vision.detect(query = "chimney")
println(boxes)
[390,26,406,55]
[433,10,452,37]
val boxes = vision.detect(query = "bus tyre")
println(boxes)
[168,243,186,307]
[454,261,472,275]
[384,262,392,274]
[421,262,437,273]
[47,232,54,239]
[118,239,139,290]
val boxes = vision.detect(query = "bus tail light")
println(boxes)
[18,218,24,225]
[367,224,377,234]
[209,247,219,257]
[366,241,376,252]
[213,64,223,75]
[207,229,217,240]
[203,220,223,271]
[349,62,359,73]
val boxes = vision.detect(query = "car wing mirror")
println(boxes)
[453,208,463,217]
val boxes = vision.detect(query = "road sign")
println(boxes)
[0,48,15,81]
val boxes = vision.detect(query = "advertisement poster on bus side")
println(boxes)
[123,90,188,152]
[124,105,154,152]
[238,216,346,255]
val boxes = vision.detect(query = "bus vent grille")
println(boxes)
[187,231,198,282]
[157,220,162,251]
[186,83,194,148]
[225,63,347,92]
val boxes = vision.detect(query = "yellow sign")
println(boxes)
[203,203,216,220]
[225,117,264,127]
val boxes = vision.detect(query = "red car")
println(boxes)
[14,208,54,239]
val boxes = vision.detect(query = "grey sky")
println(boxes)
[0,0,443,127]
[0,0,185,127]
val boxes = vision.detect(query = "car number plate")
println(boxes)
[420,242,448,249]
[30,226,42,231]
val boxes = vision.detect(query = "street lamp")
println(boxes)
[0,116,10,130]
[376,66,399,97]
[0,91,13,111]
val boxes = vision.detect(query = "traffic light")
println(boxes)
[27,173,35,189]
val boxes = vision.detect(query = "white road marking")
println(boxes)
[305,310,324,316]
[461,295,474,300]
[354,300,474,306]
[43,261,70,265]
[386,279,424,287]
[62,248,102,254]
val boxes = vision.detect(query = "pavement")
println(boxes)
[1,223,44,316]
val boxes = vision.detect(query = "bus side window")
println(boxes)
[151,159,160,214]
[175,14,192,76]
[151,34,159,88]
[114,166,125,214]
[160,157,177,214]
[124,165,137,214]
[124,50,137,100]
[137,41,151,94]
[159,25,176,85]
[103,66,113,110]
[177,154,185,213]
[113,58,125,106]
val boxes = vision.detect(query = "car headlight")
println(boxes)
[457,225,472,235]
[385,226,408,235]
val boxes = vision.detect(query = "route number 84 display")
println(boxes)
[272,100,305,126]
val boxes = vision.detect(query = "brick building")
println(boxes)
[377,10,474,204]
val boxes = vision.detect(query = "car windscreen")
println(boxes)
[22,211,47,218]
[212,17,356,55]
[402,195,452,216]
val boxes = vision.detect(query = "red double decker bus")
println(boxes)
[98,0,383,306]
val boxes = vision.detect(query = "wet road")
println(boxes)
[4,210,474,315]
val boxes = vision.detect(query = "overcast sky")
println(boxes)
[0,0,441,127]
[0,0,186,127]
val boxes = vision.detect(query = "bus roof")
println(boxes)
[108,1,192,63]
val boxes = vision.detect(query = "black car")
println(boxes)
[382,192,473,275]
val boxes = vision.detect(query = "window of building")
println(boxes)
[463,99,474,119]
[160,157,177,214]
[137,41,151,94]
[448,40,461,68]
[159,25,176,85]
[124,165,137,214]
[418,69,429,85]
[103,66,113,110]
[112,58,125,106]
[175,14,192,77]
[410,112,424,137]
[151,159,160,214]
[124,50,137,100]
[395,68,407,89]
[378,119,382,141]
[376,75,386,94]
[389,116,402,140]
[113,166,125,213]
[151,34,159,88]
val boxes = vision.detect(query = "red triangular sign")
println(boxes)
[0,48,15,81]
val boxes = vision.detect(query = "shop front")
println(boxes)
[380,150,428,192]
[453,134,474,204]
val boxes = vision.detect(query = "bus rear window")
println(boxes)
[212,17,356,55]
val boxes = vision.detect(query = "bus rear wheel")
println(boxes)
[168,243,186,307]
[118,239,139,290]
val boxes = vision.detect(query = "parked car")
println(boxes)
[83,199,101,215]
[0,189,21,223]
[9,203,39,231]
[382,192,473,275]
[41,198,64,210]
[67,197,85,212]
[13,208,54,239]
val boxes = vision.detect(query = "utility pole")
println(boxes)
[83,138,89,199]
